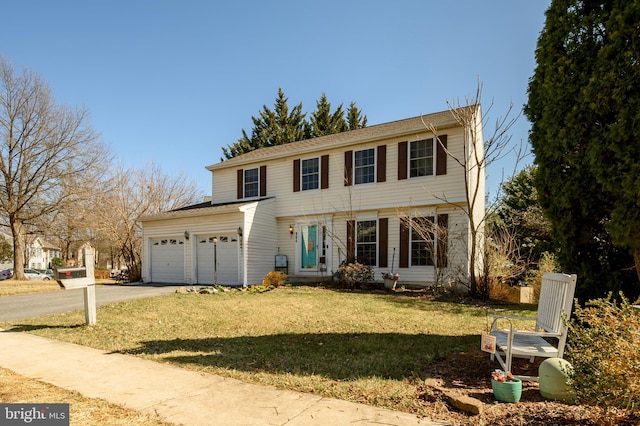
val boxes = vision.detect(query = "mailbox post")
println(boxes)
[55,247,97,325]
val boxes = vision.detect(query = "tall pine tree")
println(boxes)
[222,90,367,160]
[525,0,639,299]
[346,101,368,130]
[308,93,347,137]
[222,88,308,159]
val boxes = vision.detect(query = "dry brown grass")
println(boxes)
[0,280,62,297]
[0,278,117,297]
[0,367,172,425]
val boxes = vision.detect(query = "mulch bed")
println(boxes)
[419,351,638,425]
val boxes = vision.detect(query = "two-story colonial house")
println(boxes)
[139,106,485,288]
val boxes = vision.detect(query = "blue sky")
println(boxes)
[1,1,550,197]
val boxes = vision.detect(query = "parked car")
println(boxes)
[0,268,52,280]
[35,269,55,279]
[25,268,52,280]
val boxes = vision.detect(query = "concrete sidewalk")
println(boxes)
[0,330,450,425]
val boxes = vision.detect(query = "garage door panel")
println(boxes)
[150,238,185,283]
[196,235,239,285]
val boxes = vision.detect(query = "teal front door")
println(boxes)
[301,224,317,269]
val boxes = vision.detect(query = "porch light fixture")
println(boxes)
[184,231,189,240]
[288,225,294,236]
[237,227,243,237]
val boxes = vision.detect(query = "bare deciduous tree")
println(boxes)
[423,83,523,297]
[0,57,108,279]
[95,162,202,281]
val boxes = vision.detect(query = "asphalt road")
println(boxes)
[0,283,184,322]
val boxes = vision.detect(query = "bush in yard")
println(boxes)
[262,271,287,287]
[336,262,373,289]
[565,294,640,411]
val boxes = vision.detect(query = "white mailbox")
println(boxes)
[56,247,97,325]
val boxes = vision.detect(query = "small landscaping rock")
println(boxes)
[443,392,484,415]
[424,377,484,415]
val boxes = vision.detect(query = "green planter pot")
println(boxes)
[492,378,522,403]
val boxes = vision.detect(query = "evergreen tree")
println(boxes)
[525,0,639,300]
[222,88,308,159]
[496,166,552,263]
[222,90,367,160]
[346,101,368,130]
[308,93,347,137]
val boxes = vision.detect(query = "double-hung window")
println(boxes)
[356,220,377,266]
[410,216,435,266]
[354,148,375,184]
[244,168,259,198]
[301,158,319,191]
[410,139,434,177]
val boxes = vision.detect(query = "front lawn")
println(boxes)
[0,279,61,296]
[1,286,528,419]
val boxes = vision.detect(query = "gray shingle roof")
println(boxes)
[207,107,473,171]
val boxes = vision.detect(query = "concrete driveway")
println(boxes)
[0,282,183,322]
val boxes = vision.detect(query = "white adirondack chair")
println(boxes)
[489,272,577,381]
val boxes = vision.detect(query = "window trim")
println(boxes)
[244,167,259,198]
[409,138,435,178]
[355,218,377,266]
[410,216,435,266]
[353,148,376,185]
[301,157,320,191]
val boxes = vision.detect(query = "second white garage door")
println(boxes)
[196,235,239,285]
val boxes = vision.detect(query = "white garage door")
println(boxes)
[150,237,185,283]
[196,235,239,285]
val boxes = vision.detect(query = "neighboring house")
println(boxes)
[0,232,61,270]
[26,237,61,270]
[139,106,485,287]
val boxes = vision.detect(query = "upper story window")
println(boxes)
[398,135,447,180]
[344,146,386,186]
[294,155,329,192]
[237,165,267,199]
[354,148,375,185]
[410,139,434,177]
[302,158,319,191]
[244,168,259,197]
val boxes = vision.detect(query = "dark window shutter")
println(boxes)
[436,134,448,176]
[378,218,388,268]
[321,155,329,189]
[398,141,407,180]
[237,169,244,199]
[399,220,409,268]
[344,151,353,186]
[377,145,386,183]
[293,159,301,192]
[346,220,355,263]
[259,165,267,197]
[437,214,448,267]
